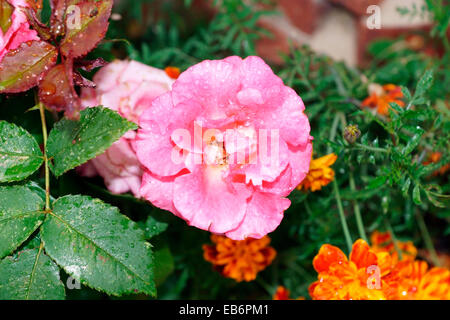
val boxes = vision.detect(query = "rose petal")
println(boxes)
[225,192,291,240]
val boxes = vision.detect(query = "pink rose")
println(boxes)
[136,56,313,240]
[0,0,39,62]
[79,60,175,197]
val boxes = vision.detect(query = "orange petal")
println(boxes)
[313,244,348,273]
[376,251,393,276]
[362,95,377,107]
[377,100,389,115]
[370,231,392,246]
[273,286,291,300]
[350,239,378,269]
[165,66,181,79]
[383,84,398,92]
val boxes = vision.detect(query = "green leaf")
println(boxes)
[41,195,156,296]
[402,178,411,197]
[21,233,42,251]
[143,216,169,239]
[389,102,404,114]
[412,185,422,205]
[0,185,45,259]
[154,246,174,286]
[356,153,364,164]
[425,191,445,208]
[400,86,412,101]
[46,107,137,177]
[0,249,65,300]
[23,180,56,204]
[367,175,387,190]
[414,69,434,99]
[0,121,43,182]
[402,127,424,155]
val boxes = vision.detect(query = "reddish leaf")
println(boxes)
[39,63,81,118]
[25,0,43,11]
[60,0,113,59]
[24,7,52,40]
[49,0,85,37]
[74,57,107,72]
[0,0,13,34]
[0,40,58,93]
[73,71,96,88]
[49,0,67,37]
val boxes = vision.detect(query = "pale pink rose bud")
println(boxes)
[78,60,175,197]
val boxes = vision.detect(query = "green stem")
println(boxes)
[383,216,403,261]
[329,111,352,252]
[333,179,352,253]
[416,210,440,267]
[38,103,50,211]
[327,115,340,154]
[339,112,367,242]
[353,143,389,154]
[442,34,450,53]
[25,242,44,300]
[256,278,273,296]
[286,262,315,283]
[349,171,368,242]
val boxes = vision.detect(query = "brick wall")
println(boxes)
[254,0,434,66]
[117,0,438,67]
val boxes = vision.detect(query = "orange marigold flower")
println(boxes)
[273,286,305,300]
[164,66,181,79]
[370,231,417,265]
[310,238,450,300]
[362,84,405,116]
[423,152,449,176]
[384,260,450,300]
[309,239,393,300]
[273,286,291,300]
[202,235,276,282]
[297,153,337,192]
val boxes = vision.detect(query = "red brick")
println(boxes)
[328,0,385,16]
[277,0,329,34]
[255,19,292,64]
[356,18,434,66]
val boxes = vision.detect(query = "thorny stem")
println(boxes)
[416,210,440,267]
[39,102,50,211]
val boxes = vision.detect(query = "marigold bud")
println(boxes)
[344,124,361,144]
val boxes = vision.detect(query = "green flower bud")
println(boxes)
[344,124,361,144]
